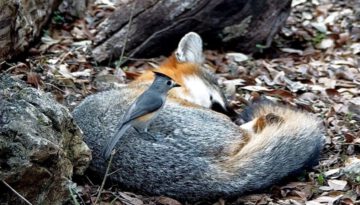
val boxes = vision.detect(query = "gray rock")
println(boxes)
[0,75,91,205]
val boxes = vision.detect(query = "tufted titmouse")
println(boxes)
[102,71,180,159]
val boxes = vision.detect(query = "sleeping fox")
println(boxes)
[73,32,325,201]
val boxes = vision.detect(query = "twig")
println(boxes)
[69,186,81,205]
[123,56,159,63]
[58,46,84,64]
[94,150,115,205]
[116,1,137,68]
[2,180,33,205]
[94,3,136,205]
[85,175,95,186]
[128,16,198,58]
[5,62,28,73]
[107,167,122,176]
[44,83,66,93]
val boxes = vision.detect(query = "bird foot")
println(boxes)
[134,128,157,141]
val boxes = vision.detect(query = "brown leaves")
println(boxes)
[74,184,184,205]
[26,72,43,88]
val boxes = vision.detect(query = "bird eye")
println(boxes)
[167,80,172,86]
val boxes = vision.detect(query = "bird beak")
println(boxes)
[173,83,181,88]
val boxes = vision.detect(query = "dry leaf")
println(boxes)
[316,38,334,49]
[155,196,182,205]
[328,180,347,191]
[324,168,340,177]
[226,53,249,62]
[27,72,42,87]
[118,192,143,205]
[241,85,271,92]
[307,195,343,204]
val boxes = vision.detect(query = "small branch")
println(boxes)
[94,4,134,204]
[44,83,66,93]
[5,62,28,73]
[128,17,198,58]
[107,167,122,176]
[94,150,115,205]
[2,180,33,205]
[68,186,80,205]
[116,1,137,68]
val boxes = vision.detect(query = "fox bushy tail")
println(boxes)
[216,102,324,192]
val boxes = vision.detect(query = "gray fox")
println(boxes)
[73,32,325,201]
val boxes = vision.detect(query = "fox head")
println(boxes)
[135,32,234,116]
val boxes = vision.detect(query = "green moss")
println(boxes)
[316,172,325,185]
[312,32,326,46]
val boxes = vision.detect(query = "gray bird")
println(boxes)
[102,71,180,159]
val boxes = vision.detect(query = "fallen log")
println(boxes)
[0,0,61,60]
[92,0,291,62]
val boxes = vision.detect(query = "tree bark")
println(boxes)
[92,0,291,63]
[0,0,61,61]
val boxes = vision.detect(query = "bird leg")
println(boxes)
[134,127,157,141]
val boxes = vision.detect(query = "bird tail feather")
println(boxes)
[102,123,132,159]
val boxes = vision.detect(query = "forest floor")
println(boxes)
[2,0,359,204]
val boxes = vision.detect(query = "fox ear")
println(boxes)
[175,32,204,64]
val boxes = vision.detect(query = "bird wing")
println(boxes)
[102,92,164,159]
[123,91,164,124]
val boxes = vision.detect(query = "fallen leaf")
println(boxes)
[324,168,340,177]
[350,43,360,54]
[241,85,271,92]
[316,38,334,49]
[281,48,304,55]
[71,69,92,77]
[58,64,74,79]
[118,192,144,205]
[311,22,327,33]
[266,89,295,100]
[223,79,245,96]
[319,78,336,89]
[155,196,182,205]
[319,186,333,191]
[328,179,347,191]
[27,72,42,87]
[226,53,249,62]
[292,0,307,7]
[307,195,343,204]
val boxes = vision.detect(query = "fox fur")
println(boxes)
[73,32,325,201]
